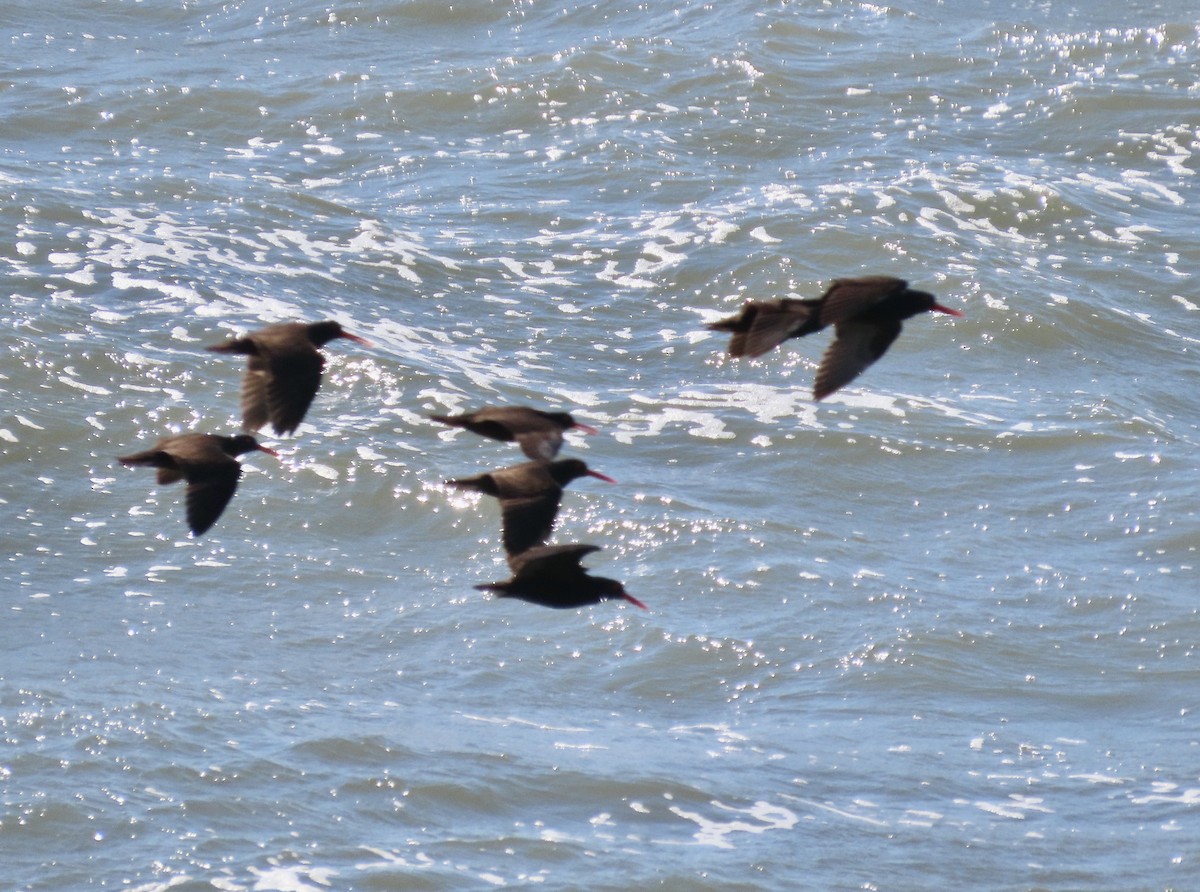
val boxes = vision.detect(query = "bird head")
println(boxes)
[308,320,373,348]
[225,435,280,458]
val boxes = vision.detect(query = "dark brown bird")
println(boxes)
[446,458,615,557]
[708,275,963,400]
[117,433,278,536]
[475,544,647,610]
[207,320,371,436]
[430,406,598,461]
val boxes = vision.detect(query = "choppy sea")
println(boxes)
[3,1,1200,889]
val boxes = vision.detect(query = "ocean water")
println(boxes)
[3,0,1199,888]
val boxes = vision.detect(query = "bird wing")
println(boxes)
[156,463,185,485]
[818,277,905,325]
[240,356,273,433]
[813,320,902,400]
[715,300,814,358]
[498,490,564,556]
[183,460,242,536]
[510,544,600,580]
[514,429,563,461]
[264,346,324,436]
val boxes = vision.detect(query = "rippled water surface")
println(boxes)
[3,1,1200,889]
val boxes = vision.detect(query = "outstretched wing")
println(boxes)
[240,356,273,433]
[264,347,324,436]
[183,461,242,536]
[817,277,905,325]
[509,543,601,580]
[710,299,815,358]
[814,320,902,400]
[499,491,564,557]
[514,429,563,461]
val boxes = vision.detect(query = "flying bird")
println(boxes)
[446,458,615,557]
[117,433,278,536]
[708,275,963,399]
[475,544,647,610]
[207,320,371,436]
[430,406,597,461]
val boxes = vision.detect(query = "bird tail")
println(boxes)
[117,452,184,485]
[445,474,495,495]
[429,414,462,428]
[707,318,740,334]
[205,337,256,355]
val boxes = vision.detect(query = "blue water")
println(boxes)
[3,1,1200,889]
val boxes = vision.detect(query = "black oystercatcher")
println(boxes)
[475,544,647,610]
[207,320,371,436]
[430,406,597,461]
[117,433,278,536]
[708,275,963,400]
[446,458,615,557]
